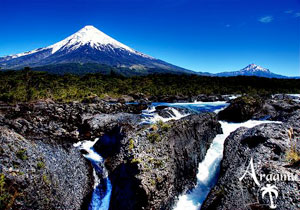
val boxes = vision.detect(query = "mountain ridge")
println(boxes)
[215,64,287,78]
[0,26,295,78]
[0,25,193,74]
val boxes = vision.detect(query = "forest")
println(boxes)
[0,68,299,103]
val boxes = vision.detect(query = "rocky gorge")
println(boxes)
[0,94,299,210]
[0,97,222,209]
[203,95,300,209]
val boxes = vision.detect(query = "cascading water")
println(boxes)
[74,138,112,210]
[72,99,280,210]
[138,101,282,210]
[141,101,229,124]
[173,120,281,210]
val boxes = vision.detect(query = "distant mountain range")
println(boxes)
[0,26,296,78]
[215,64,288,78]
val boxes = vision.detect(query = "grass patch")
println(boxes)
[0,173,19,209]
[128,138,135,150]
[131,158,142,164]
[16,149,27,161]
[286,128,300,164]
[157,120,171,132]
[37,161,45,169]
[147,133,161,143]
[286,149,300,163]
[0,174,11,209]
[42,174,50,185]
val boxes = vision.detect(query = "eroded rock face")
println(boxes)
[218,95,264,122]
[0,100,144,210]
[202,117,300,210]
[0,126,93,210]
[218,94,300,123]
[0,100,222,210]
[253,98,300,122]
[0,100,144,144]
[92,113,222,210]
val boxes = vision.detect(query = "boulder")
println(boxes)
[218,95,264,122]
[202,120,300,210]
[0,126,93,210]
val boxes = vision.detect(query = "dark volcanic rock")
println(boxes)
[218,95,264,122]
[95,113,222,210]
[0,99,143,209]
[202,119,300,210]
[253,97,300,122]
[193,94,230,102]
[219,94,300,123]
[0,100,143,143]
[0,126,93,210]
[80,112,140,140]
[0,99,222,210]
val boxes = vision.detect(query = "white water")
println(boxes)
[174,120,281,210]
[74,138,112,210]
[287,94,300,102]
[74,138,102,164]
[141,101,229,124]
[72,100,284,210]
[141,106,188,124]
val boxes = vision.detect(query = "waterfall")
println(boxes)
[74,138,112,210]
[173,120,281,210]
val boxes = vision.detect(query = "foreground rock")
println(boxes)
[92,113,222,210]
[0,126,93,210]
[202,112,300,209]
[0,100,144,209]
[0,99,145,144]
[0,99,223,209]
[218,94,300,123]
[218,95,264,122]
[253,96,300,122]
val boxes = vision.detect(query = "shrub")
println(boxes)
[0,174,11,209]
[147,133,161,143]
[42,175,50,185]
[16,149,27,161]
[286,149,300,163]
[286,127,300,164]
[131,158,142,164]
[153,159,164,168]
[150,179,156,186]
[150,124,158,131]
[37,161,45,169]
[160,122,171,132]
[128,138,135,150]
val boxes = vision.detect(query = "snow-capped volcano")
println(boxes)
[216,64,286,78]
[46,25,151,57]
[0,25,188,73]
[240,64,270,73]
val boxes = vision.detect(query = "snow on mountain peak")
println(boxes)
[6,25,152,60]
[241,64,270,72]
[48,25,137,54]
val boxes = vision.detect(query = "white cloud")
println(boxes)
[258,16,273,23]
[284,10,300,18]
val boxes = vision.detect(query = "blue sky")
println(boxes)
[1,0,300,76]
